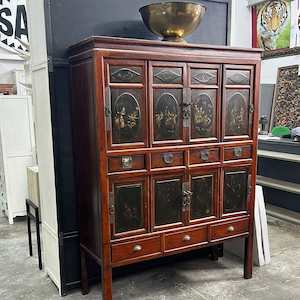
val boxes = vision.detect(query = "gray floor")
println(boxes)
[0,215,299,300]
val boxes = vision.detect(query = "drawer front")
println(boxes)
[165,227,207,252]
[151,151,184,168]
[190,148,220,165]
[108,155,145,172]
[210,218,249,241]
[111,236,161,264]
[224,145,252,161]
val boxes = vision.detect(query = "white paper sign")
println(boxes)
[0,0,28,53]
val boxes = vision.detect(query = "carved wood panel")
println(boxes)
[109,66,143,83]
[153,67,183,84]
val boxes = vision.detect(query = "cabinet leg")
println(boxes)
[101,264,112,300]
[210,245,219,261]
[26,202,33,257]
[244,236,253,279]
[80,248,89,295]
[218,243,224,257]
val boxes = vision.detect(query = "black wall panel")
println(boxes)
[43,0,230,293]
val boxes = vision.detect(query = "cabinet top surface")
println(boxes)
[68,35,263,58]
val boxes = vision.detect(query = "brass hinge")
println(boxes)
[182,88,191,128]
[182,182,192,211]
[105,87,112,130]
[109,191,115,224]
[249,103,254,114]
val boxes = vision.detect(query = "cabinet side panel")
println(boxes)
[70,60,101,259]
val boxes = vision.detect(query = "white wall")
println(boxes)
[230,0,252,48]
[261,55,300,84]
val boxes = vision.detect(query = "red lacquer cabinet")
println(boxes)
[69,36,261,300]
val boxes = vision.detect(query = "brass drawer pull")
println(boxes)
[133,245,142,252]
[162,152,174,164]
[233,147,242,158]
[227,225,235,233]
[122,156,133,169]
[183,234,191,242]
[200,149,209,161]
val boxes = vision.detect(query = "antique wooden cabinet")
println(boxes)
[69,36,261,300]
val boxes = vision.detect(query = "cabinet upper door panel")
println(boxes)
[191,89,217,140]
[110,88,145,145]
[225,89,250,137]
[223,65,254,141]
[105,60,147,149]
[153,89,183,143]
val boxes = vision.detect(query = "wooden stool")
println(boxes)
[26,198,42,270]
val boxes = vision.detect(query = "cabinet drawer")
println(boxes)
[190,148,220,165]
[224,145,252,161]
[111,236,162,264]
[108,155,145,172]
[210,218,249,241]
[165,227,207,252]
[151,151,184,168]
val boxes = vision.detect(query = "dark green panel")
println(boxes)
[155,178,182,226]
[224,170,248,213]
[115,183,143,233]
[191,175,213,219]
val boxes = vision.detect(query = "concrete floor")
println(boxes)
[0,216,299,300]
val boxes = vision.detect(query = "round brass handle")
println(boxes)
[227,225,235,233]
[183,234,191,242]
[133,245,142,252]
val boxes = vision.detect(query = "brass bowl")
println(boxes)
[139,1,206,43]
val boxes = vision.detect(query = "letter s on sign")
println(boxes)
[0,7,13,36]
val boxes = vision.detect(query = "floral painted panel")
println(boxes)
[271,65,300,130]
[154,89,183,141]
[191,89,216,139]
[111,89,143,144]
[225,89,250,137]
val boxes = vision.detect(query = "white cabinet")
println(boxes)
[0,95,35,224]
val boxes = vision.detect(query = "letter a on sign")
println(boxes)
[0,0,28,53]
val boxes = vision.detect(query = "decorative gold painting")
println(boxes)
[271,65,300,130]
[257,0,291,50]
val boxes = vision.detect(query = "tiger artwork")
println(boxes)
[257,0,290,50]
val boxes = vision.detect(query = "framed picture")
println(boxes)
[270,65,300,131]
